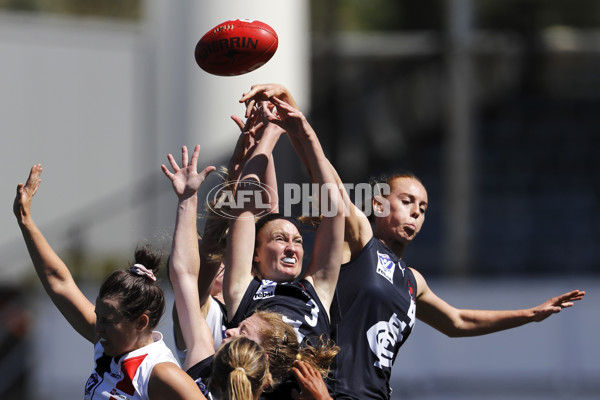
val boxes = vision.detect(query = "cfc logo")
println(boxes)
[366,313,404,369]
[366,299,415,370]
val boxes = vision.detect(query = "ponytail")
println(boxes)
[211,336,271,400]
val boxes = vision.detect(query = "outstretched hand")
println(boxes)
[239,83,298,118]
[228,115,260,181]
[262,96,310,138]
[291,360,332,400]
[14,164,43,223]
[532,289,585,322]
[161,145,215,199]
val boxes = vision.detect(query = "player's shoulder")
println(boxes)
[408,267,428,296]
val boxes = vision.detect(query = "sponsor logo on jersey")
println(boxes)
[254,280,276,300]
[398,261,405,277]
[376,250,395,284]
[109,388,130,400]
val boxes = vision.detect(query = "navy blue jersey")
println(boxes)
[228,277,330,346]
[330,237,417,399]
[186,355,214,398]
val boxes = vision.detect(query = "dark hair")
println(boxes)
[367,171,423,222]
[211,336,271,400]
[370,171,422,198]
[97,245,165,329]
[255,213,301,244]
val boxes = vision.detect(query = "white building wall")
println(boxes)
[0,1,310,283]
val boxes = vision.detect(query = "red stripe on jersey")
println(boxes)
[116,354,148,395]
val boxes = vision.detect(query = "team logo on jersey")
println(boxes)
[366,295,417,370]
[376,250,395,284]
[194,377,210,396]
[366,313,405,369]
[84,372,100,396]
[254,280,276,300]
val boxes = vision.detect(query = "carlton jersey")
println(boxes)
[228,277,330,346]
[329,237,417,400]
[84,331,179,400]
[187,355,214,399]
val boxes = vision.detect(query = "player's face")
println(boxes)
[374,177,428,245]
[223,314,267,345]
[254,219,304,282]
[95,297,143,357]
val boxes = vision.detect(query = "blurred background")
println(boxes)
[0,0,598,398]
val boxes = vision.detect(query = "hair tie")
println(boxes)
[296,353,302,361]
[130,263,156,282]
[235,367,246,374]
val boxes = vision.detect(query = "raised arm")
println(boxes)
[411,267,586,337]
[223,122,284,319]
[197,129,254,312]
[14,164,96,343]
[241,83,372,263]
[197,121,272,313]
[230,112,279,214]
[264,97,345,314]
[162,145,216,370]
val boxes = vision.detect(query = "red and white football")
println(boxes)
[195,19,278,76]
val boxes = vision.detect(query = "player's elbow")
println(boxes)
[439,319,471,338]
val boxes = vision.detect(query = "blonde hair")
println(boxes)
[253,310,339,389]
[211,336,271,400]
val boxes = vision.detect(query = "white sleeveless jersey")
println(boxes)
[84,331,179,400]
[175,296,226,364]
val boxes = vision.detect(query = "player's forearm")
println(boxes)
[451,308,534,337]
[239,127,280,185]
[263,154,279,213]
[170,194,200,280]
[19,217,73,292]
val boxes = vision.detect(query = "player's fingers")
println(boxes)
[15,183,24,200]
[167,153,179,171]
[189,144,200,167]
[180,145,189,167]
[240,85,266,102]
[199,165,216,180]
[231,115,245,132]
[245,99,256,118]
[160,164,173,179]
[294,360,312,376]
[25,164,42,189]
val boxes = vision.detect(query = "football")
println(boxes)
[195,19,278,76]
